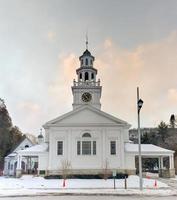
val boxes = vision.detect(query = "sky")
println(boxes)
[0,0,177,135]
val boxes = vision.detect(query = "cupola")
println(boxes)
[37,129,44,144]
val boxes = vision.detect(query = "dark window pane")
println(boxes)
[77,141,81,155]
[80,73,82,80]
[82,141,91,155]
[57,141,63,155]
[85,58,88,65]
[85,72,89,81]
[82,133,91,137]
[110,141,116,155]
[93,141,96,155]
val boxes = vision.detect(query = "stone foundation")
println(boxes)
[159,168,175,178]
[16,169,22,178]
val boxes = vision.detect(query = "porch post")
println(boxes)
[172,155,174,169]
[160,157,163,169]
[16,155,22,177]
[169,155,174,169]
[158,157,161,169]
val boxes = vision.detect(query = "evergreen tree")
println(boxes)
[158,121,168,142]
[169,114,176,128]
[0,98,23,169]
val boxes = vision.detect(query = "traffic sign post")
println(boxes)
[112,170,116,189]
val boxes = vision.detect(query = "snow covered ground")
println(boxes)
[0,175,176,197]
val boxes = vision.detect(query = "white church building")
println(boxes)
[4,46,175,178]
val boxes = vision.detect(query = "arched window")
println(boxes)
[91,73,94,80]
[81,59,83,65]
[79,73,82,80]
[82,133,91,137]
[85,58,88,65]
[77,133,96,155]
[90,59,93,65]
[25,145,29,148]
[85,72,89,81]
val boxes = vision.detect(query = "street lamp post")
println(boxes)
[137,87,143,190]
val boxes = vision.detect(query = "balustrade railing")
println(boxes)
[73,80,100,87]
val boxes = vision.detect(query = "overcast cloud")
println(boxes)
[0,0,177,135]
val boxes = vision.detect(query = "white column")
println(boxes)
[169,155,174,169]
[160,157,164,169]
[89,72,91,81]
[172,155,174,168]
[17,155,22,170]
[82,72,85,82]
[158,157,161,169]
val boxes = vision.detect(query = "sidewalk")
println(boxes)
[0,188,177,197]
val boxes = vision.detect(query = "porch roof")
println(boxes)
[18,143,48,155]
[125,143,175,156]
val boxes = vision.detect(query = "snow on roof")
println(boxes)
[6,152,17,157]
[18,143,48,153]
[125,143,174,154]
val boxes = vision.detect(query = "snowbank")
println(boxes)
[0,175,175,197]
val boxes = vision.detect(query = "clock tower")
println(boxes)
[72,46,102,110]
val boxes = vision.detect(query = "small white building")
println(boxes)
[3,135,35,176]
[5,47,175,178]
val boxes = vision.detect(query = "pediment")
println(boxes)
[44,105,130,127]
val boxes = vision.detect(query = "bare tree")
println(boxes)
[102,158,111,180]
[61,159,72,180]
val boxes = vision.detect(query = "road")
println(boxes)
[1,196,177,200]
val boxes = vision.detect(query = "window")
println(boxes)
[79,73,82,80]
[91,73,94,80]
[93,141,96,155]
[85,72,89,81]
[82,141,91,155]
[8,162,10,170]
[57,141,63,155]
[82,133,91,137]
[77,141,81,155]
[77,133,96,155]
[110,141,116,155]
[81,59,83,65]
[90,59,93,65]
[85,58,88,65]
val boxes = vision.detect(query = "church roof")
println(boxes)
[43,105,131,128]
[38,134,44,138]
[83,49,91,56]
[125,143,174,155]
[18,143,48,154]
[10,135,34,154]
[79,49,95,60]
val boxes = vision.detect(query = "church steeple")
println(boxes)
[86,33,88,50]
[72,45,102,110]
[77,49,96,82]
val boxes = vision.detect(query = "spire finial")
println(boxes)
[86,31,88,50]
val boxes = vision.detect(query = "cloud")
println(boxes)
[48,53,78,109]
[16,101,43,134]
[168,88,177,103]
[47,31,57,41]
[45,32,177,128]
[95,32,177,127]
[7,31,177,134]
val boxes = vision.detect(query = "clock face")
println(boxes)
[82,92,92,102]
